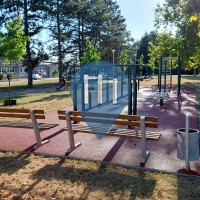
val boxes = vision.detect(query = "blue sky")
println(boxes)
[115,0,165,40]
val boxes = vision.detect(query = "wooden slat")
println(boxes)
[64,125,161,140]
[0,108,30,113]
[58,110,158,123]
[58,115,66,120]
[0,121,58,129]
[35,115,45,119]
[70,111,158,122]
[70,116,158,128]
[0,108,44,114]
[57,110,66,115]
[71,125,160,137]
[0,113,31,119]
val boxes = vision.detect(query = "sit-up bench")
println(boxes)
[0,108,58,149]
[58,110,161,163]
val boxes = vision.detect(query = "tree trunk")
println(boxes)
[24,0,33,88]
[57,0,62,83]
[194,67,197,76]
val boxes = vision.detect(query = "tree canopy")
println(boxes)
[155,0,200,71]
[0,17,29,64]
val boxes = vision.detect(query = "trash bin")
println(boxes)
[177,128,199,161]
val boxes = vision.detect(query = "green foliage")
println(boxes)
[0,17,29,64]
[7,73,13,81]
[120,50,128,64]
[51,68,58,77]
[137,31,157,64]
[148,33,178,69]
[0,74,3,80]
[80,39,101,65]
[154,0,200,70]
[139,54,144,65]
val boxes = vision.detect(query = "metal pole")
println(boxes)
[164,61,167,92]
[128,66,132,115]
[186,113,190,170]
[159,57,162,93]
[133,65,137,115]
[112,50,115,64]
[121,68,123,97]
[137,64,140,91]
[178,56,181,96]
[170,60,172,88]
[73,82,77,111]
[81,70,85,111]
[89,92,92,109]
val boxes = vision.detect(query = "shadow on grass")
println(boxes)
[0,153,30,174]
[0,82,59,92]
[177,172,200,200]
[182,75,200,81]
[29,160,156,199]
[28,93,71,104]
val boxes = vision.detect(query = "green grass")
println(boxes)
[0,79,59,92]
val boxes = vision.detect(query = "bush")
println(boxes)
[51,68,58,77]
[0,74,3,80]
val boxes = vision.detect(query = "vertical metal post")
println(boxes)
[133,65,137,115]
[98,74,103,104]
[121,68,123,97]
[140,116,149,163]
[30,109,42,147]
[178,56,181,96]
[113,78,118,104]
[65,111,81,152]
[159,57,162,93]
[30,110,49,149]
[170,60,172,88]
[84,74,88,104]
[186,113,190,170]
[128,66,132,115]
[81,70,85,111]
[89,92,92,109]
[137,64,140,91]
[106,78,109,102]
[73,82,77,111]
[164,61,167,92]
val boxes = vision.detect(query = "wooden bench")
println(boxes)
[58,110,161,163]
[0,108,58,149]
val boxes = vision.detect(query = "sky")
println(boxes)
[115,0,165,40]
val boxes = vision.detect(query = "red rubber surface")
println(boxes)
[0,86,199,176]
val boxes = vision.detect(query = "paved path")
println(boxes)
[0,86,200,175]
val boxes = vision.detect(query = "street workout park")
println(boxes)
[0,57,200,176]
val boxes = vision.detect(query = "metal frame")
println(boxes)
[29,110,49,149]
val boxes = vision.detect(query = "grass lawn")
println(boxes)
[0,75,200,199]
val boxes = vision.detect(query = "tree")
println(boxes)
[120,50,128,64]
[0,17,28,64]
[0,0,49,87]
[154,0,200,72]
[148,33,178,74]
[80,39,101,65]
[137,31,157,64]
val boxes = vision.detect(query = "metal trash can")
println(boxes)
[177,128,199,161]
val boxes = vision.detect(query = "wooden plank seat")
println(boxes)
[0,121,57,129]
[58,110,161,164]
[0,108,58,149]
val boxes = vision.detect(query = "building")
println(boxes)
[0,59,57,78]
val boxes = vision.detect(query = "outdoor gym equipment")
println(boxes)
[62,63,153,115]
[154,56,181,106]
[84,74,118,105]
